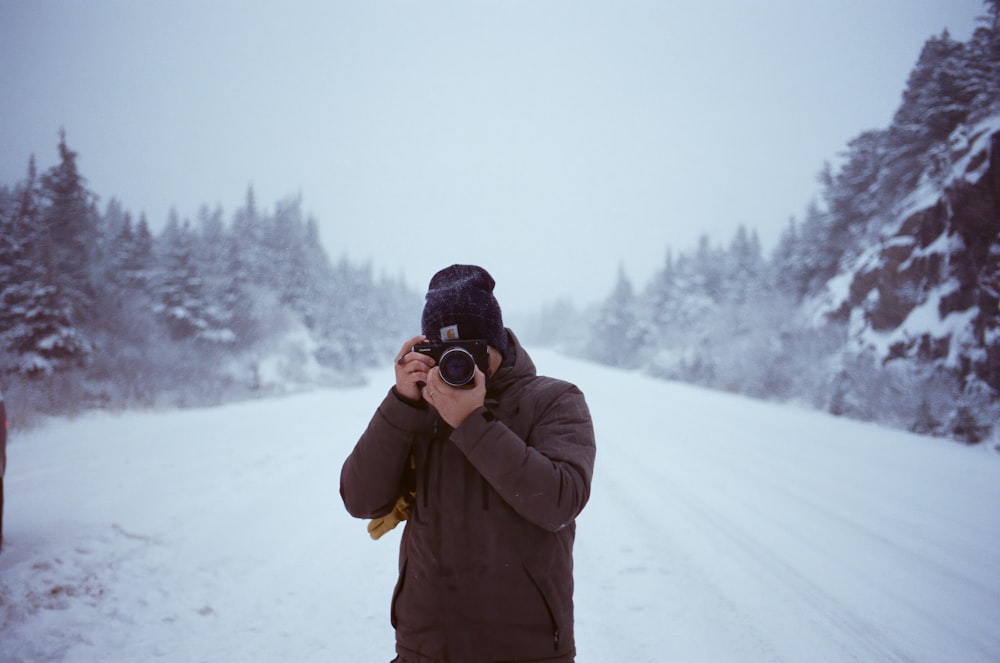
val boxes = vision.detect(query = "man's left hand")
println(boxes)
[424,365,486,428]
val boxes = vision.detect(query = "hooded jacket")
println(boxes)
[341,331,596,663]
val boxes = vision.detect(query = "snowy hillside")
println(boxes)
[814,115,1000,373]
[2,350,999,662]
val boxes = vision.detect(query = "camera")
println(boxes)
[412,339,489,388]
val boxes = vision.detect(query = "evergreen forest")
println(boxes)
[526,4,1000,445]
[0,136,418,424]
[3,3,999,447]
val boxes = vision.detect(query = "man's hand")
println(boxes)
[424,364,486,428]
[394,335,434,403]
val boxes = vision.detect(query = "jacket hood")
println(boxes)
[486,329,535,401]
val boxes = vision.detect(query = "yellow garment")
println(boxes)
[367,453,417,540]
[367,490,415,540]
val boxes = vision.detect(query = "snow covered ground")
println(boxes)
[1,350,998,662]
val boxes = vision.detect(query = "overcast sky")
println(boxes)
[0,0,986,314]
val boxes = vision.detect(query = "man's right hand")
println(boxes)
[394,335,435,403]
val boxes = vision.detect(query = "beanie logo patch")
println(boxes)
[440,324,460,341]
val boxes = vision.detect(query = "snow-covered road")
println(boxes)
[567,356,1000,662]
[2,350,998,662]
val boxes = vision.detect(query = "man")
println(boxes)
[341,264,596,663]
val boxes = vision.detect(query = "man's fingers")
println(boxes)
[396,335,427,363]
[400,356,434,375]
[427,367,442,388]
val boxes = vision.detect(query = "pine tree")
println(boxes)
[644,249,679,346]
[105,210,135,288]
[792,201,838,297]
[0,159,37,299]
[969,0,1000,117]
[216,232,257,349]
[587,264,645,368]
[822,129,887,232]
[770,217,804,298]
[232,186,267,283]
[725,225,764,305]
[0,156,91,375]
[37,130,98,321]
[193,204,228,272]
[153,213,228,342]
[130,214,155,289]
[883,32,978,198]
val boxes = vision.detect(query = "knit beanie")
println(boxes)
[421,264,509,355]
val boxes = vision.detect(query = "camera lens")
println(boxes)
[438,347,476,387]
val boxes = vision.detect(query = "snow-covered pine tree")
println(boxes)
[231,186,268,284]
[643,248,678,349]
[724,225,764,306]
[0,157,91,376]
[883,31,977,200]
[129,215,155,291]
[315,258,379,370]
[774,200,837,300]
[267,196,322,323]
[972,0,1000,115]
[820,129,887,245]
[587,264,645,369]
[153,212,233,344]
[215,232,259,350]
[37,130,98,324]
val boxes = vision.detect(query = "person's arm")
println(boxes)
[451,385,595,532]
[340,335,433,519]
[340,389,426,518]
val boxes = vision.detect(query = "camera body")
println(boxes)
[412,339,489,388]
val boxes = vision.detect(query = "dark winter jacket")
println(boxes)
[341,331,596,663]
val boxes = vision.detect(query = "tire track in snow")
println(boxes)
[697,437,1000,662]
[577,446,787,662]
[661,480,917,663]
[700,428,1000,661]
[603,433,918,663]
[537,351,1000,662]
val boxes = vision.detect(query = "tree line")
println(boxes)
[3,3,998,442]
[0,132,419,424]
[526,4,1000,445]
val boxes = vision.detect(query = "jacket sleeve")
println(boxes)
[450,384,596,532]
[340,388,427,519]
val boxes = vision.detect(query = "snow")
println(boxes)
[249,324,329,388]
[950,115,1000,183]
[901,229,962,271]
[2,350,999,662]
[896,115,1000,221]
[851,276,979,367]
[808,268,853,326]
